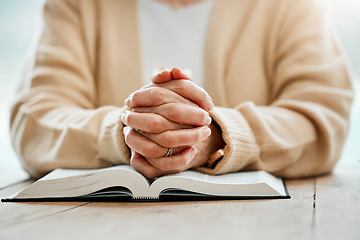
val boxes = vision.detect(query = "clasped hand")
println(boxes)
[122,67,219,178]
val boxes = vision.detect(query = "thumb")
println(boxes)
[151,66,172,84]
[171,67,193,81]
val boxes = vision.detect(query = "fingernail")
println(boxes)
[200,109,211,123]
[201,126,211,137]
[123,126,129,135]
[125,98,131,107]
[121,110,130,123]
[121,113,126,123]
[205,101,214,112]
[206,116,212,125]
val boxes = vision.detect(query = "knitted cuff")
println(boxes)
[196,106,259,175]
[98,107,130,165]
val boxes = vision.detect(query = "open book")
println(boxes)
[2,165,290,202]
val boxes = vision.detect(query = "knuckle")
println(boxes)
[163,133,175,147]
[149,88,165,103]
[174,80,188,92]
[166,104,181,119]
[160,159,174,171]
[142,144,158,158]
[159,160,170,171]
[149,116,163,133]
[161,156,187,172]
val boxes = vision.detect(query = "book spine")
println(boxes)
[133,196,159,200]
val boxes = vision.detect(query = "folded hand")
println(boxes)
[122,67,223,178]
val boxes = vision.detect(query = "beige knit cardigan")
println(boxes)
[10,0,353,178]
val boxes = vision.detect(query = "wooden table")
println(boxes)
[1,163,359,240]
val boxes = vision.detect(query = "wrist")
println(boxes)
[193,121,225,168]
[206,121,226,168]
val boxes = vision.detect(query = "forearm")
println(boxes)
[10,96,130,177]
[194,0,352,178]
[197,89,353,178]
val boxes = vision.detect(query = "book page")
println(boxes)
[14,165,151,199]
[149,170,286,197]
[167,170,263,184]
[41,165,141,181]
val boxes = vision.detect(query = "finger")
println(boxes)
[146,146,197,172]
[124,126,169,159]
[142,80,213,111]
[124,126,187,159]
[125,87,198,108]
[121,110,192,133]
[171,67,193,81]
[151,66,172,84]
[131,152,187,178]
[140,126,211,148]
[132,103,212,126]
[130,152,167,178]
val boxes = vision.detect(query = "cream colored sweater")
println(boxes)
[10,0,353,178]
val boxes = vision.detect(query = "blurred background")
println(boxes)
[0,0,359,181]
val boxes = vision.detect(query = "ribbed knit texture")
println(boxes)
[196,107,259,175]
[98,108,130,165]
[10,0,353,178]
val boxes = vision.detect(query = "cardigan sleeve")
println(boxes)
[197,0,354,178]
[10,0,130,178]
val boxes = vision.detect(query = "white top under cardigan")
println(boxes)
[137,0,215,87]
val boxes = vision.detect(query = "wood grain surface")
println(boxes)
[0,164,359,240]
